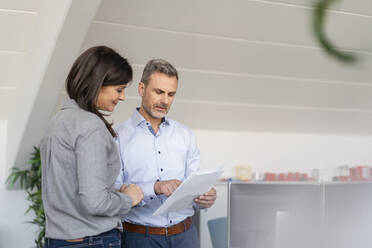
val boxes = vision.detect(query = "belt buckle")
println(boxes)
[165,227,168,236]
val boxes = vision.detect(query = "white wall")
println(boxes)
[0,120,37,248]
[194,129,372,177]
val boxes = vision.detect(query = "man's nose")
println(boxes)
[161,95,169,105]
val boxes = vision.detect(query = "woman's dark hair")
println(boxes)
[66,46,133,137]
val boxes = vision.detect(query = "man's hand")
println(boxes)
[121,184,144,206]
[154,179,182,196]
[194,187,217,208]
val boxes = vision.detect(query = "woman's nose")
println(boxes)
[119,91,126,101]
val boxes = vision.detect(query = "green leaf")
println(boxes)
[7,146,45,248]
[313,0,357,63]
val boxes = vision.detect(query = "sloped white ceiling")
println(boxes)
[0,0,39,120]
[55,0,372,134]
[5,0,102,172]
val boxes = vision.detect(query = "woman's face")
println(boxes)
[97,84,127,112]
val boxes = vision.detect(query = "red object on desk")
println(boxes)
[270,173,277,181]
[278,173,285,181]
[264,172,270,181]
[287,172,294,181]
[294,172,301,181]
[301,173,308,181]
[356,166,363,181]
[350,168,357,181]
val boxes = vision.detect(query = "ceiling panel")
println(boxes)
[107,98,372,135]
[0,0,39,12]
[175,70,372,110]
[269,0,372,15]
[0,11,37,52]
[95,0,372,52]
[56,87,372,135]
[82,22,372,84]
[96,0,312,45]
[326,12,372,52]
[0,53,25,87]
[0,88,15,120]
[121,65,372,110]
[337,0,372,16]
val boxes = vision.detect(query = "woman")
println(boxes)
[41,46,143,248]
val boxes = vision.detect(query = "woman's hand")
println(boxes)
[121,184,144,206]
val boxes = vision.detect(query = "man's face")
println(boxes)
[139,72,178,119]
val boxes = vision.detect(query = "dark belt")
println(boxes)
[123,217,192,236]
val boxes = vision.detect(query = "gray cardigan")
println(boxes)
[40,99,132,239]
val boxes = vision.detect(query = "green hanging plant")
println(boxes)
[7,146,45,248]
[313,0,357,63]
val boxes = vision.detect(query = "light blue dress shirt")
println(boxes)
[114,108,200,227]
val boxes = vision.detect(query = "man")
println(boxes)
[115,59,217,248]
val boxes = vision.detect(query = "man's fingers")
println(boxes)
[167,180,181,194]
[196,199,211,204]
[171,180,181,188]
[163,185,171,196]
[156,179,183,196]
[203,188,216,196]
[194,198,213,208]
[166,183,177,196]
[196,195,215,201]
[194,187,217,208]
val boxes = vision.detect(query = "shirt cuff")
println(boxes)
[193,201,205,209]
[114,183,122,191]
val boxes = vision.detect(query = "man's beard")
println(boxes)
[144,103,169,119]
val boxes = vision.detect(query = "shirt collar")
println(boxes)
[131,108,170,127]
[61,99,80,110]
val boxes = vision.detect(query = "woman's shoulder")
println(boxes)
[52,107,105,137]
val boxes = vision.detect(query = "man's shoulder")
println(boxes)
[114,119,135,135]
[168,118,194,136]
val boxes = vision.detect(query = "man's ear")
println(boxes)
[138,82,145,97]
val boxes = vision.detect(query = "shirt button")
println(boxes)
[150,197,153,200]
[146,123,149,125]
[158,151,161,154]
[160,168,163,172]
[170,220,172,224]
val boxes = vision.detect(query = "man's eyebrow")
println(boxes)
[154,88,165,92]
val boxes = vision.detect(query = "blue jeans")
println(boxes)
[44,229,121,248]
[122,223,199,248]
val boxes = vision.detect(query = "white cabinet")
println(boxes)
[227,181,372,248]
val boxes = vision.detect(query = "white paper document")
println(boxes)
[153,167,224,216]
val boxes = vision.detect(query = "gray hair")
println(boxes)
[140,59,178,85]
